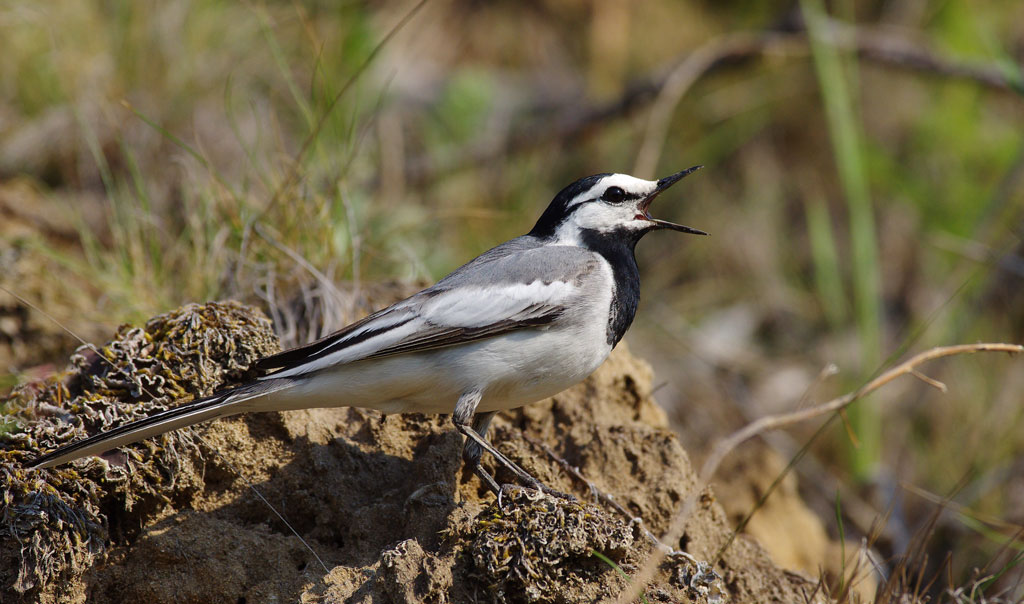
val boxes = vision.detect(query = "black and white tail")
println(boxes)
[29,378,294,469]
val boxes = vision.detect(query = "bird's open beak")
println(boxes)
[639,166,708,235]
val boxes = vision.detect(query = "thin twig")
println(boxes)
[614,343,1023,604]
[701,344,1022,487]
[908,369,947,392]
[195,433,331,574]
[633,32,796,178]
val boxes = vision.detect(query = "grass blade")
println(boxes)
[801,0,883,480]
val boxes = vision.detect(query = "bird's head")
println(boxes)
[529,167,707,244]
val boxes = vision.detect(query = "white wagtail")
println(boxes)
[30,168,706,494]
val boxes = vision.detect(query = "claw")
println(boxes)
[497,483,520,509]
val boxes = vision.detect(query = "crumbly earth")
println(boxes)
[1,300,830,604]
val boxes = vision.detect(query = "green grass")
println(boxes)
[590,550,650,604]
[804,194,849,329]
[801,0,883,481]
[0,1,435,326]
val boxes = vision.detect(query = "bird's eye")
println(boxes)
[602,186,626,203]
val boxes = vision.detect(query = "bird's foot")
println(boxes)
[526,478,577,502]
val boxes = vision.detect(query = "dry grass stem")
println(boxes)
[901,482,1024,537]
[909,369,948,393]
[615,343,1023,604]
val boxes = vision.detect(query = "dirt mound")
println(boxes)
[2,301,828,603]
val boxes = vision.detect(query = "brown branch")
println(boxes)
[843,24,1023,95]
[614,343,1023,604]
[404,31,797,187]
[404,21,1023,187]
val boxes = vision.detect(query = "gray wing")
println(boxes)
[256,238,602,377]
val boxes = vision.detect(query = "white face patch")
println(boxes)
[553,174,659,243]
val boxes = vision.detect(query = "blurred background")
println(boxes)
[1,0,1022,600]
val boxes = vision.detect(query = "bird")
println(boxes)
[29,167,707,495]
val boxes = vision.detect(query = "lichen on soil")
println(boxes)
[2,299,829,604]
[1,301,280,597]
[468,487,634,602]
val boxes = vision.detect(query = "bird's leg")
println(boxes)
[461,411,504,494]
[461,411,496,469]
[453,391,548,495]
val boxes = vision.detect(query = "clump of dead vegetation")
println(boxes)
[0,301,279,597]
